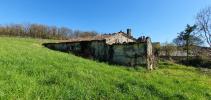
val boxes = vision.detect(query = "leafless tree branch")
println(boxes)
[196,6,211,47]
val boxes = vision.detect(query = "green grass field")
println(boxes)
[0,36,211,100]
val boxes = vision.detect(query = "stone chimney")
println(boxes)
[127,29,131,37]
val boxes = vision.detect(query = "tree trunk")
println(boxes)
[186,39,189,65]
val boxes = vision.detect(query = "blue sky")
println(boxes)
[0,0,211,43]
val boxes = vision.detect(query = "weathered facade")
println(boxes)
[43,37,155,69]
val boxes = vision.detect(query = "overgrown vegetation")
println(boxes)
[0,23,98,40]
[160,24,210,68]
[0,36,210,99]
[173,24,203,65]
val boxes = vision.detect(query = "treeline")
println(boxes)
[0,24,98,39]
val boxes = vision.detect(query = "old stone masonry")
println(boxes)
[43,29,157,70]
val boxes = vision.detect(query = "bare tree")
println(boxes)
[0,23,99,40]
[78,31,98,38]
[196,6,211,47]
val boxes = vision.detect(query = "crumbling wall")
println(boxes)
[110,43,147,66]
[89,40,108,61]
[43,38,155,68]
[146,38,154,70]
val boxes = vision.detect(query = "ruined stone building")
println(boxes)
[68,29,136,45]
[44,29,156,70]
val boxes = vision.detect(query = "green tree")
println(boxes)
[173,24,203,65]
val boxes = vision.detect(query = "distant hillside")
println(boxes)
[0,36,210,99]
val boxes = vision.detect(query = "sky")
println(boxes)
[0,0,211,43]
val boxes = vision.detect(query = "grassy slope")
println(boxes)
[0,37,211,100]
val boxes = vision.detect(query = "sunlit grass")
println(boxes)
[0,36,210,99]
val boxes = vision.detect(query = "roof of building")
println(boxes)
[117,32,137,41]
[63,32,137,42]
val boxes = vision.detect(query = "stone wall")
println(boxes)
[43,38,155,68]
[110,43,147,66]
